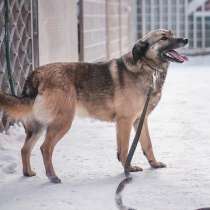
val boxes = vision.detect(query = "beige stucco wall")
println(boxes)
[38,0,78,65]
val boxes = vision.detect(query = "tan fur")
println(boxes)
[0,92,33,119]
[0,29,188,182]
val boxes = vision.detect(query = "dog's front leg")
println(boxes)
[134,117,166,169]
[116,117,143,172]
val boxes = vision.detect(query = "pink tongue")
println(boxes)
[167,50,188,62]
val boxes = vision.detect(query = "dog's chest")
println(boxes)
[148,71,167,111]
[148,91,162,111]
[76,104,90,118]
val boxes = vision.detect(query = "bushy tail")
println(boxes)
[0,92,33,119]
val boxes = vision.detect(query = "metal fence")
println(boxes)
[0,0,38,95]
[0,0,38,129]
[137,0,210,55]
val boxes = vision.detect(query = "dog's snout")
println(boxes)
[176,38,188,46]
[183,38,188,44]
[177,38,188,44]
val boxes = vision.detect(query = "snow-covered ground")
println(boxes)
[1,56,210,210]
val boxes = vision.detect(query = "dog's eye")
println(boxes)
[161,37,168,41]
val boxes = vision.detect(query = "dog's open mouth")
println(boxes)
[163,50,188,63]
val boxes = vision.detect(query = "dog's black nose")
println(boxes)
[183,38,188,44]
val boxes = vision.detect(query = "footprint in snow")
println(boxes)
[2,162,17,174]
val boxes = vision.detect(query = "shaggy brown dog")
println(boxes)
[0,29,188,183]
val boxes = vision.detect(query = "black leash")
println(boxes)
[114,82,210,210]
[115,86,153,210]
[124,86,153,177]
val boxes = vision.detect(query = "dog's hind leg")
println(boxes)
[134,117,166,169]
[40,94,75,183]
[40,114,74,183]
[21,121,43,177]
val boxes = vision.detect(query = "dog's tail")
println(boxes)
[0,71,39,119]
[0,92,34,119]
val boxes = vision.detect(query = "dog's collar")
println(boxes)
[141,58,164,73]
[141,58,164,90]
[117,55,164,75]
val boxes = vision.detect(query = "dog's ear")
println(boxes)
[132,41,149,63]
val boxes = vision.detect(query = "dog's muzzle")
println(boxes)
[161,38,189,63]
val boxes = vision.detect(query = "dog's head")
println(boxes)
[132,29,188,64]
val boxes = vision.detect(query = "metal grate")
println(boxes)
[0,0,38,130]
[0,0,38,95]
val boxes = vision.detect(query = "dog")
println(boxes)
[0,29,188,183]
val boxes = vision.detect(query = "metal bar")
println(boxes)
[31,0,39,68]
[142,0,146,36]
[151,0,154,30]
[193,14,197,48]
[78,0,84,61]
[105,0,110,59]
[118,0,122,55]
[202,4,206,49]
[176,0,180,37]
[185,0,188,38]
[4,0,15,95]
[160,0,163,29]
[168,0,172,30]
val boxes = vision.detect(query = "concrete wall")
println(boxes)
[131,0,138,43]
[106,0,132,58]
[38,0,78,65]
[38,0,136,64]
[106,0,121,58]
[120,0,132,54]
[82,0,107,62]
[82,0,134,62]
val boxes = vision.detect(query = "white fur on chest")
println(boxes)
[76,104,90,118]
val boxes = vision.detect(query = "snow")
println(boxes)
[1,56,210,210]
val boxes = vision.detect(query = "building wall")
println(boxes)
[106,0,121,59]
[137,0,187,38]
[130,0,138,44]
[81,0,107,62]
[81,0,133,62]
[38,0,135,64]
[137,0,210,53]
[120,0,132,54]
[106,0,132,58]
[38,0,78,65]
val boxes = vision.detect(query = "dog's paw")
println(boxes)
[23,170,36,177]
[150,161,167,169]
[49,176,62,184]
[127,165,143,172]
